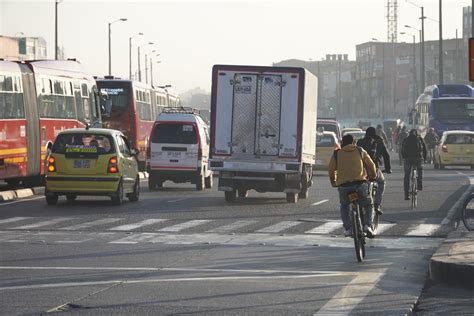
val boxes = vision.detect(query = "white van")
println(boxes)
[146,107,212,190]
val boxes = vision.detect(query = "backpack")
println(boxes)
[403,135,423,158]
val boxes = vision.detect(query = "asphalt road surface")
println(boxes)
[0,162,472,315]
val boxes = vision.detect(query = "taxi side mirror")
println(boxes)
[130,148,139,156]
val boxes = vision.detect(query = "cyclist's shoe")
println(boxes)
[374,204,383,215]
[404,192,410,200]
[364,225,375,239]
[344,228,353,237]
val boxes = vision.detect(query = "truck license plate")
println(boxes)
[74,160,90,168]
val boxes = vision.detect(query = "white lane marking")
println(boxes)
[0,196,44,206]
[167,198,190,203]
[441,173,474,225]
[312,199,329,206]
[305,222,341,234]
[0,265,348,275]
[206,220,257,233]
[374,223,396,234]
[59,218,122,231]
[0,217,31,224]
[157,220,211,232]
[256,221,302,233]
[108,219,167,231]
[109,233,157,244]
[406,224,442,236]
[54,241,86,244]
[0,274,342,292]
[314,271,385,316]
[13,217,73,229]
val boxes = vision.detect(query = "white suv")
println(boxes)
[146,108,212,190]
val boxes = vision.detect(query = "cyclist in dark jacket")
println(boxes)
[402,129,427,200]
[396,126,408,165]
[357,126,392,215]
[424,128,439,163]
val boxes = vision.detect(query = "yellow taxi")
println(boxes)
[314,131,340,170]
[434,130,474,169]
[45,128,140,205]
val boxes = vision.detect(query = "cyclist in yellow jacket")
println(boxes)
[328,134,377,238]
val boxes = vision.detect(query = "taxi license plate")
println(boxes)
[74,159,90,168]
[167,151,181,158]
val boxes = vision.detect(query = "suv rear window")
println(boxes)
[317,135,335,147]
[52,133,116,155]
[152,124,197,144]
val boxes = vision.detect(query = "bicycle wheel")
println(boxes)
[351,203,365,262]
[462,193,474,231]
[411,169,417,209]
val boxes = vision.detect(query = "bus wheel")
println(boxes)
[46,194,58,205]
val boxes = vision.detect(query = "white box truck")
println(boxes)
[209,65,317,203]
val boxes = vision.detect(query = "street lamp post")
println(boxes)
[150,56,161,86]
[401,32,417,109]
[145,48,156,84]
[54,0,63,60]
[137,42,153,82]
[405,24,423,94]
[372,38,385,118]
[129,32,144,80]
[108,18,127,76]
[439,0,443,84]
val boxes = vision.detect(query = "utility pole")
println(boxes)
[421,6,426,91]
[55,0,59,60]
[138,46,141,82]
[439,0,443,84]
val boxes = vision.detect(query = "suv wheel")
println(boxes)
[196,174,205,191]
[286,192,298,204]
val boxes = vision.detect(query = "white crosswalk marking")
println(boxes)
[206,220,257,233]
[256,221,301,233]
[0,217,30,225]
[406,224,442,236]
[157,220,211,232]
[60,218,122,231]
[375,223,396,234]
[109,233,157,244]
[13,218,73,230]
[108,219,167,231]
[305,222,341,234]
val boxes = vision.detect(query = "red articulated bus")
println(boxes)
[96,77,180,171]
[0,59,101,187]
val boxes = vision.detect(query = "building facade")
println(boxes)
[0,36,47,60]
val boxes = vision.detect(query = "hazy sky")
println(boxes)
[0,0,470,94]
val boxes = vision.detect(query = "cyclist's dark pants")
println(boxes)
[404,158,423,193]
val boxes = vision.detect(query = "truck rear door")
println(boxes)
[232,73,283,156]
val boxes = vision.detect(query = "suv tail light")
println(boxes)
[47,156,56,172]
[108,156,119,173]
[198,147,202,160]
[441,145,448,153]
[146,144,151,160]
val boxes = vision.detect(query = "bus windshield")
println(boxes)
[99,86,130,111]
[432,99,474,121]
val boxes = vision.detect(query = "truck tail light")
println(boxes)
[442,145,448,153]
[108,156,119,173]
[47,156,56,172]
[146,144,151,160]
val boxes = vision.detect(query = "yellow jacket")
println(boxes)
[328,144,377,187]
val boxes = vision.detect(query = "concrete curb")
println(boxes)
[429,229,474,289]
[0,186,42,202]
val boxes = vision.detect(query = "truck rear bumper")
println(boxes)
[210,159,302,173]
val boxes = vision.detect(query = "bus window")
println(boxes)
[99,87,129,111]
[81,83,88,97]
[138,102,152,121]
[89,87,99,120]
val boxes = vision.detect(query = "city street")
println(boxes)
[0,162,472,315]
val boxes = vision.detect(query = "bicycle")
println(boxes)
[369,181,379,231]
[409,167,418,209]
[348,190,366,262]
[462,192,474,231]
